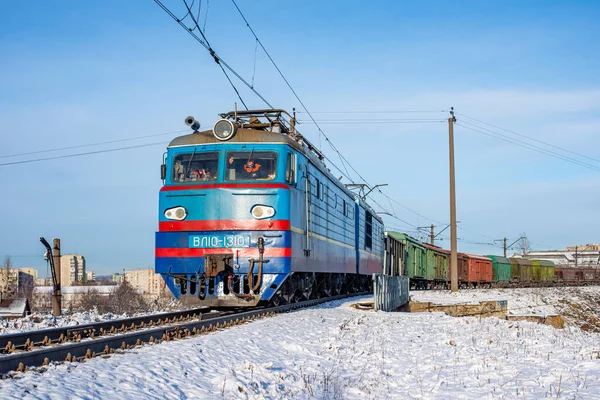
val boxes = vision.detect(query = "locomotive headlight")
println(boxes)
[165,206,187,221]
[251,205,275,220]
[212,119,237,141]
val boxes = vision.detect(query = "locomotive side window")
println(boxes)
[365,211,373,250]
[314,179,324,201]
[285,153,296,184]
[226,151,277,180]
[172,152,219,183]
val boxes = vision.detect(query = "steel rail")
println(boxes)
[0,292,368,375]
[0,306,237,352]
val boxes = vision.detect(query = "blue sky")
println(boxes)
[1,0,599,276]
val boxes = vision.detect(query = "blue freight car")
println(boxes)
[155,109,384,307]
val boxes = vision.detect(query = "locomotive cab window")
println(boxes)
[172,151,219,183]
[226,151,277,181]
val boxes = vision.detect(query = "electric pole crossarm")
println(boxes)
[497,236,526,257]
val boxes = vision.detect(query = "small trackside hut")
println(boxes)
[155,109,384,307]
[374,232,409,311]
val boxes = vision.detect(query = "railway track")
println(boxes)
[0,292,368,375]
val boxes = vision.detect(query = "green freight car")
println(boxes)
[486,255,512,284]
[509,258,533,282]
[540,260,555,281]
[531,260,543,282]
[386,232,427,288]
[425,243,449,287]
[531,259,555,282]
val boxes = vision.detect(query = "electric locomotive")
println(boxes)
[155,109,383,307]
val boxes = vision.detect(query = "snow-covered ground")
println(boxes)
[1,288,599,399]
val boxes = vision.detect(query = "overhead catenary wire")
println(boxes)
[0,130,187,159]
[202,0,210,32]
[0,141,168,167]
[152,0,272,109]
[296,110,449,114]
[229,0,375,189]
[369,198,419,228]
[296,119,446,124]
[457,121,600,173]
[456,112,600,165]
[181,0,248,110]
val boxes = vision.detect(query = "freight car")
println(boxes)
[385,232,427,289]
[389,233,598,289]
[486,255,511,286]
[155,109,383,307]
[423,243,449,288]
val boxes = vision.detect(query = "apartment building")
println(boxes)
[124,268,167,300]
[60,254,86,286]
[86,270,96,282]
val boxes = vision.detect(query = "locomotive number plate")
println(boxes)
[189,234,250,248]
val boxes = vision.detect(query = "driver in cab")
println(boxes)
[243,158,263,179]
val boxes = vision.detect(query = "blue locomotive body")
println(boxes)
[155,110,383,306]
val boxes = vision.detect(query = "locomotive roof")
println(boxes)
[168,128,303,150]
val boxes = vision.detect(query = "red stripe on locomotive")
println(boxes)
[155,247,292,258]
[158,219,291,232]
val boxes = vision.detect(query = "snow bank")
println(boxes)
[1,293,599,399]
[410,286,600,323]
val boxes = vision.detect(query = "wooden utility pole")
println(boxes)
[449,108,458,292]
[430,224,435,245]
[503,237,507,257]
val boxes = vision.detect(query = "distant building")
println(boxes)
[124,269,167,300]
[86,270,96,282]
[60,254,86,286]
[19,268,38,280]
[565,244,600,251]
[33,285,118,310]
[1,268,39,298]
[17,270,35,290]
[112,273,124,284]
[523,245,600,268]
[35,277,52,286]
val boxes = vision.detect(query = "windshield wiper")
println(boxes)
[186,148,197,178]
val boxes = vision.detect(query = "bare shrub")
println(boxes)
[518,233,531,256]
[15,278,34,304]
[79,288,110,314]
[108,280,147,315]
[154,289,177,310]
[0,255,15,301]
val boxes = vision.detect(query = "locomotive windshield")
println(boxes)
[226,151,277,181]
[172,151,219,183]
